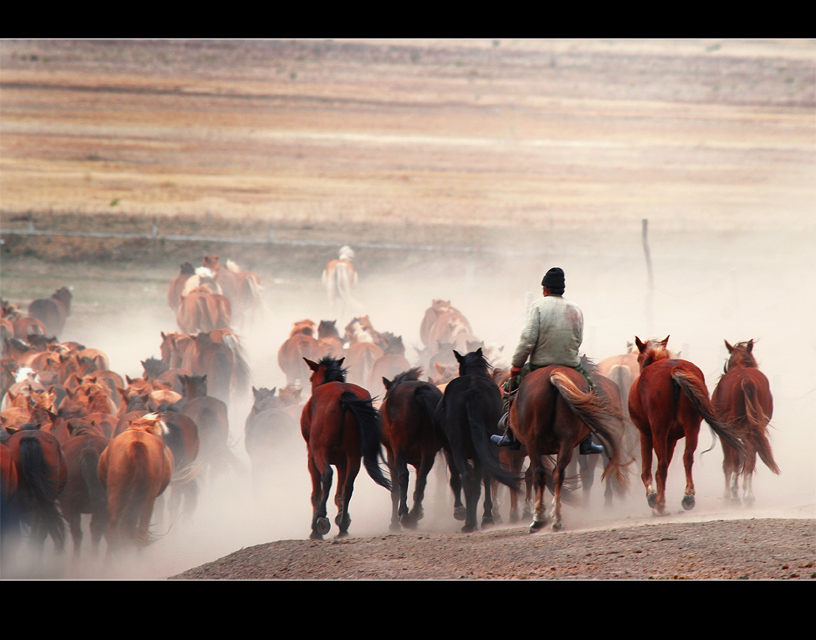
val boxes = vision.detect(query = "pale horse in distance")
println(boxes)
[322,245,361,320]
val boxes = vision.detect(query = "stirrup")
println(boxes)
[579,435,604,455]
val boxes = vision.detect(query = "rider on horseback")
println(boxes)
[491,267,604,455]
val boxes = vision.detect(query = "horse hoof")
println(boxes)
[682,495,695,511]
[390,522,402,532]
[552,521,564,531]
[310,531,324,541]
[481,516,495,529]
[453,506,467,522]
[336,530,349,539]
[400,514,418,530]
[529,519,547,534]
[461,523,477,534]
[647,493,657,508]
[316,517,331,536]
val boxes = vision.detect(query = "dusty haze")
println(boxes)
[0,38,813,579]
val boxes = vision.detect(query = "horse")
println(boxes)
[322,246,360,320]
[712,339,779,504]
[278,320,322,386]
[28,287,72,338]
[434,348,519,533]
[508,360,630,532]
[3,424,68,552]
[300,356,391,540]
[57,423,110,556]
[166,262,196,312]
[0,441,20,542]
[628,336,746,515]
[155,409,201,523]
[202,256,263,326]
[244,386,299,489]
[379,368,444,531]
[596,343,640,420]
[176,288,231,334]
[97,413,174,553]
[368,335,412,399]
[316,320,345,359]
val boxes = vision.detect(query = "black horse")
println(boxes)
[434,348,519,533]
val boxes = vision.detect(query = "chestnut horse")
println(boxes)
[380,368,444,531]
[712,339,779,503]
[97,413,174,552]
[278,321,321,386]
[301,356,391,540]
[509,363,629,532]
[628,336,746,515]
[434,349,519,533]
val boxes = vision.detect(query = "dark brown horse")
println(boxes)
[380,368,444,531]
[434,348,519,533]
[628,336,746,515]
[509,362,629,532]
[4,424,67,552]
[712,339,779,504]
[28,287,72,338]
[301,356,391,540]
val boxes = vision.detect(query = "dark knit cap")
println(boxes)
[541,267,565,294]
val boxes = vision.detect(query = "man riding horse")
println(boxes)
[492,267,604,455]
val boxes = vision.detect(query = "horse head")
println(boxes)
[634,336,671,370]
[454,348,490,378]
[724,339,757,371]
[304,356,347,388]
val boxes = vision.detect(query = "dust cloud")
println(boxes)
[2,222,815,580]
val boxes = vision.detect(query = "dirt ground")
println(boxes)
[1,39,814,580]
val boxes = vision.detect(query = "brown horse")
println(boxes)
[380,368,444,531]
[1,441,20,541]
[628,336,746,515]
[184,330,250,404]
[176,288,231,334]
[368,335,412,400]
[4,424,68,552]
[278,321,322,386]
[97,413,174,552]
[712,339,779,504]
[509,363,629,532]
[301,356,391,540]
[28,287,72,338]
[57,423,110,556]
[202,256,263,326]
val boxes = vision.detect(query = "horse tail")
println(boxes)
[464,388,519,490]
[549,371,629,492]
[115,441,157,547]
[18,435,66,547]
[414,385,442,428]
[195,295,215,331]
[671,368,746,463]
[339,391,391,490]
[79,447,108,518]
[741,377,779,475]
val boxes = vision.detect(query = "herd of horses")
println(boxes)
[0,253,781,562]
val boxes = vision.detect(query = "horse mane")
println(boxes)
[455,348,491,377]
[636,336,672,370]
[389,367,423,387]
[580,354,600,376]
[316,356,348,384]
[142,357,169,378]
[725,339,758,371]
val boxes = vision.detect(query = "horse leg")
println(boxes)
[404,455,433,528]
[308,456,332,540]
[550,447,575,531]
[681,429,698,511]
[387,452,402,531]
[530,456,550,533]
[445,451,466,521]
[523,465,534,520]
[396,452,410,526]
[481,471,495,529]
[461,466,481,533]
[639,429,657,509]
[653,436,676,516]
[65,509,83,557]
[335,459,358,538]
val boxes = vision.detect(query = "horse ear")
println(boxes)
[383,377,391,389]
[747,339,754,352]
[475,347,483,357]
[635,337,646,352]
[453,350,463,362]
[337,357,345,366]
[662,335,670,345]
[724,340,733,352]
[304,358,319,372]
